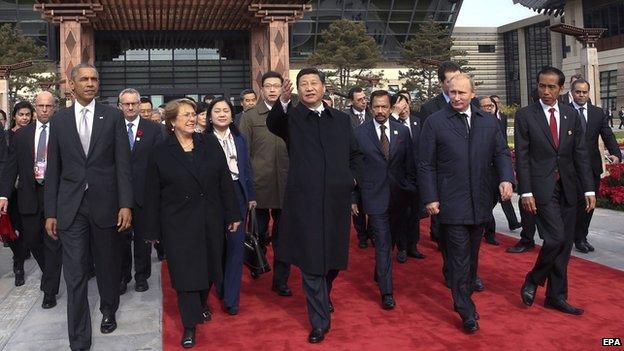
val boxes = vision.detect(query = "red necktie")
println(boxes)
[549,107,559,148]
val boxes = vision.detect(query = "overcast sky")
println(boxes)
[455,0,540,27]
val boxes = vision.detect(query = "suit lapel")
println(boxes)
[558,103,571,150]
[389,122,399,157]
[67,108,87,160]
[167,134,203,188]
[87,103,105,159]
[365,122,384,158]
[534,104,557,150]
[27,123,36,162]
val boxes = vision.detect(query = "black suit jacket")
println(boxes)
[353,119,416,215]
[418,93,448,122]
[514,102,594,205]
[44,102,133,230]
[570,103,623,177]
[0,123,42,214]
[129,119,165,208]
[419,105,514,225]
[345,106,373,130]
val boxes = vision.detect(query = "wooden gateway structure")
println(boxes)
[33,1,312,98]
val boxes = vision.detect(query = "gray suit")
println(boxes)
[45,102,132,350]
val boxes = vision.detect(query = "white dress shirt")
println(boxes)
[442,91,450,103]
[457,106,472,127]
[213,128,239,180]
[125,116,140,142]
[352,107,366,123]
[34,120,50,155]
[571,101,588,122]
[373,118,391,141]
[74,99,96,137]
[521,100,594,197]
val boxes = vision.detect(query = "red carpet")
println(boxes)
[162,219,624,350]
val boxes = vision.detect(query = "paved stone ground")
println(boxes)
[0,195,621,350]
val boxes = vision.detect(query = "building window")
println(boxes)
[584,1,624,39]
[478,44,495,53]
[600,70,618,111]
[503,30,520,105]
[525,21,552,99]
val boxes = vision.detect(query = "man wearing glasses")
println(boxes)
[238,71,291,296]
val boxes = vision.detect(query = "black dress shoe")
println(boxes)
[226,306,239,315]
[584,240,595,252]
[462,319,479,333]
[484,235,500,246]
[544,298,584,315]
[381,294,395,310]
[308,328,328,343]
[358,239,368,249]
[473,277,485,292]
[575,242,590,254]
[509,222,522,231]
[406,248,425,259]
[202,307,212,322]
[42,294,57,309]
[181,327,195,348]
[119,281,128,295]
[520,276,537,306]
[272,284,293,297]
[100,314,117,334]
[506,242,535,253]
[135,281,149,292]
[13,262,24,287]
[396,250,407,263]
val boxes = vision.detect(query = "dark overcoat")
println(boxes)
[143,133,241,291]
[419,105,514,225]
[266,102,363,275]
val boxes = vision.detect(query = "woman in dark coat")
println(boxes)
[144,98,241,348]
[206,97,256,315]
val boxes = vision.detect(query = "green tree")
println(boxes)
[398,19,474,106]
[308,19,382,94]
[0,23,57,105]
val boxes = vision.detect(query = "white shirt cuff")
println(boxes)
[0,197,7,201]
[521,193,533,198]
[584,192,595,196]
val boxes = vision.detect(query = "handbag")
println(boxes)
[0,214,18,243]
[243,208,271,276]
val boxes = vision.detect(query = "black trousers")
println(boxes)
[20,184,62,295]
[301,269,339,330]
[352,196,371,241]
[177,289,209,328]
[484,195,520,238]
[394,197,421,251]
[442,223,483,321]
[121,207,152,284]
[369,212,393,296]
[259,208,291,287]
[574,174,600,244]
[518,197,537,244]
[527,182,575,300]
[59,193,122,350]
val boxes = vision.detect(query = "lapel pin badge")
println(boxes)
[563,115,567,119]
[393,130,398,135]
[568,130,572,135]
[98,116,104,119]
[413,121,417,126]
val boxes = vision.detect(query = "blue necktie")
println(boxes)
[127,123,134,150]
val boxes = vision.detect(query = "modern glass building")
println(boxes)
[1,0,462,103]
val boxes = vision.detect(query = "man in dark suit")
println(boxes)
[352,90,416,310]
[391,92,425,261]
[619,106,624,129]
[234,89,257,126]
[345,87,373,248]
[569,78,622,253]
[558,74,581,105]
[516,66,595,316]
[267,68,362,344]
[118,88,165,294]
[44,63,133,351]
[0,91,62,309]
[479,96,522,246]
[420,73,514,333]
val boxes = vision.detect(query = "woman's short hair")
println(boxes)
[11,101,35,129]
[164,98,196,134]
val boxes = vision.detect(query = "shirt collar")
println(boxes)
[125,116,140,128]
[213,128,232,140]
[310,103,325,116]
[35,119,48,130]
[264,100,273,111]
[455,105,471,117]
[373,117,390,130]
[442,91,451,103]
[74,99,96,114]
[539,99,559,114]
[352,107,364,115]
[572,101,588,110]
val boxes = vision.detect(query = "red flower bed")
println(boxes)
[599,163,624,205]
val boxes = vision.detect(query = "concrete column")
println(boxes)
[517,28,529,107]
[617,63,624,111]
[580,46,601,107]
[550,17,563,69]
[0,79,8,118]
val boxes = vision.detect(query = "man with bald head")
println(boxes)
[419,74,514,332]
[0,91,63,309]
